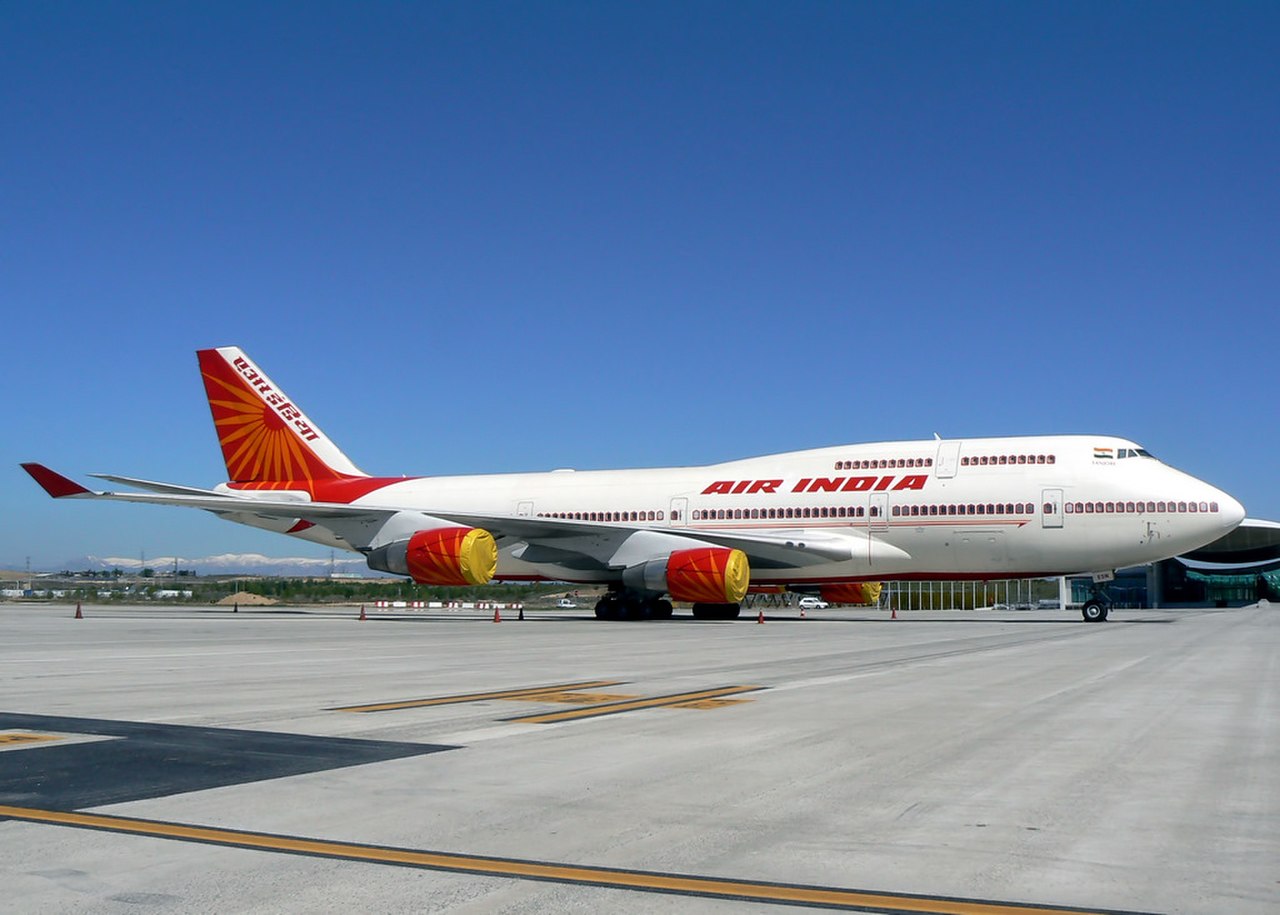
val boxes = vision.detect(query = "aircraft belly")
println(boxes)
[494,551,615,584]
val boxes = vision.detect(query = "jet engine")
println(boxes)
[819,583,883,606]
[365,527,498,586]
[624,547,750,603]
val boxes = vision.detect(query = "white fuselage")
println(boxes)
[258,434,1243,585]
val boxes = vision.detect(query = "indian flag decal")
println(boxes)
[1094,447,1114,460]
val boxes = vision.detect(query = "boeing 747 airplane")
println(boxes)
[23,347,1245,622]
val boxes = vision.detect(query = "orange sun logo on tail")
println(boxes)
[198,348,362,485]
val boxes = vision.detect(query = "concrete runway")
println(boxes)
[1,602,1276,913]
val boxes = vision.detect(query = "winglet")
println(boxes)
[20,463,92,498]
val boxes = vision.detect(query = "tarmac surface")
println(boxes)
[1,601,1276,914]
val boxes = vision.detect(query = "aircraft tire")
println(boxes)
[595,594,622,620]
[1081,600,1109,623]
[691,602,740,620]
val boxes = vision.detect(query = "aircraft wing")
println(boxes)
[88,472,248,498]
[22,464,394,520]
[420,507,909,569]
[22,464,907,574]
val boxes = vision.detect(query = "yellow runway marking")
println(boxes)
[0,805,1144,914]
[668,698,753,710]
[331,681,624,713]
[502,686,763,724]
[503,691,637,705]
[0,732,62,749]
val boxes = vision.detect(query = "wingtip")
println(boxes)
[20,463,92,498]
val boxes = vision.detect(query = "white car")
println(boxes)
[555,598,578,609]
[797,596,829,610]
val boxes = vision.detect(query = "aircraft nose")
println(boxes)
[1217,491,1246,531]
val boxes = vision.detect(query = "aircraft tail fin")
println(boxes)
[197,347,367,484]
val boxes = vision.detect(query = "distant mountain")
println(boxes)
[54,553,383,577]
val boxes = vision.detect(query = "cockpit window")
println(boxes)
[1118,448,1157,460]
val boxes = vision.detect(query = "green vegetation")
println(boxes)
[12,574,576,605]
[232,579,565,604]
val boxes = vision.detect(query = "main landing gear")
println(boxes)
[690,603,742,620]
[592,588,742,620]
[594,589,674,620]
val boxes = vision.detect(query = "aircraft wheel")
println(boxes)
[1081,600,1109,622]
[594,594,621,620]
[692,602,740,620]
[652,599,673,619]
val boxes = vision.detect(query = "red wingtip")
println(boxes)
[20,463,91,498]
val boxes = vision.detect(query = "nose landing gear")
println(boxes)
[1081,598,1110,622]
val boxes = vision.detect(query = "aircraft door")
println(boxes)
[670,497,688,528]
[869,493,889,532]
[1041,489,1063,529]
[936,441,961,479]
[517,501,534,517]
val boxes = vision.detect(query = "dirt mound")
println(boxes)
[216,591,278,606]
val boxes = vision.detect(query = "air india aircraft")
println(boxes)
[23,347,1245,622]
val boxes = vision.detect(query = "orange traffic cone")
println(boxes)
[800,607,806,619]
[358,605,367,621]
[757,610,765,624]
[891,606,898,620]
[74,601,83,619]
[493,608,502,623]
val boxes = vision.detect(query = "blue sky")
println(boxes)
[4,2,1276,570]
